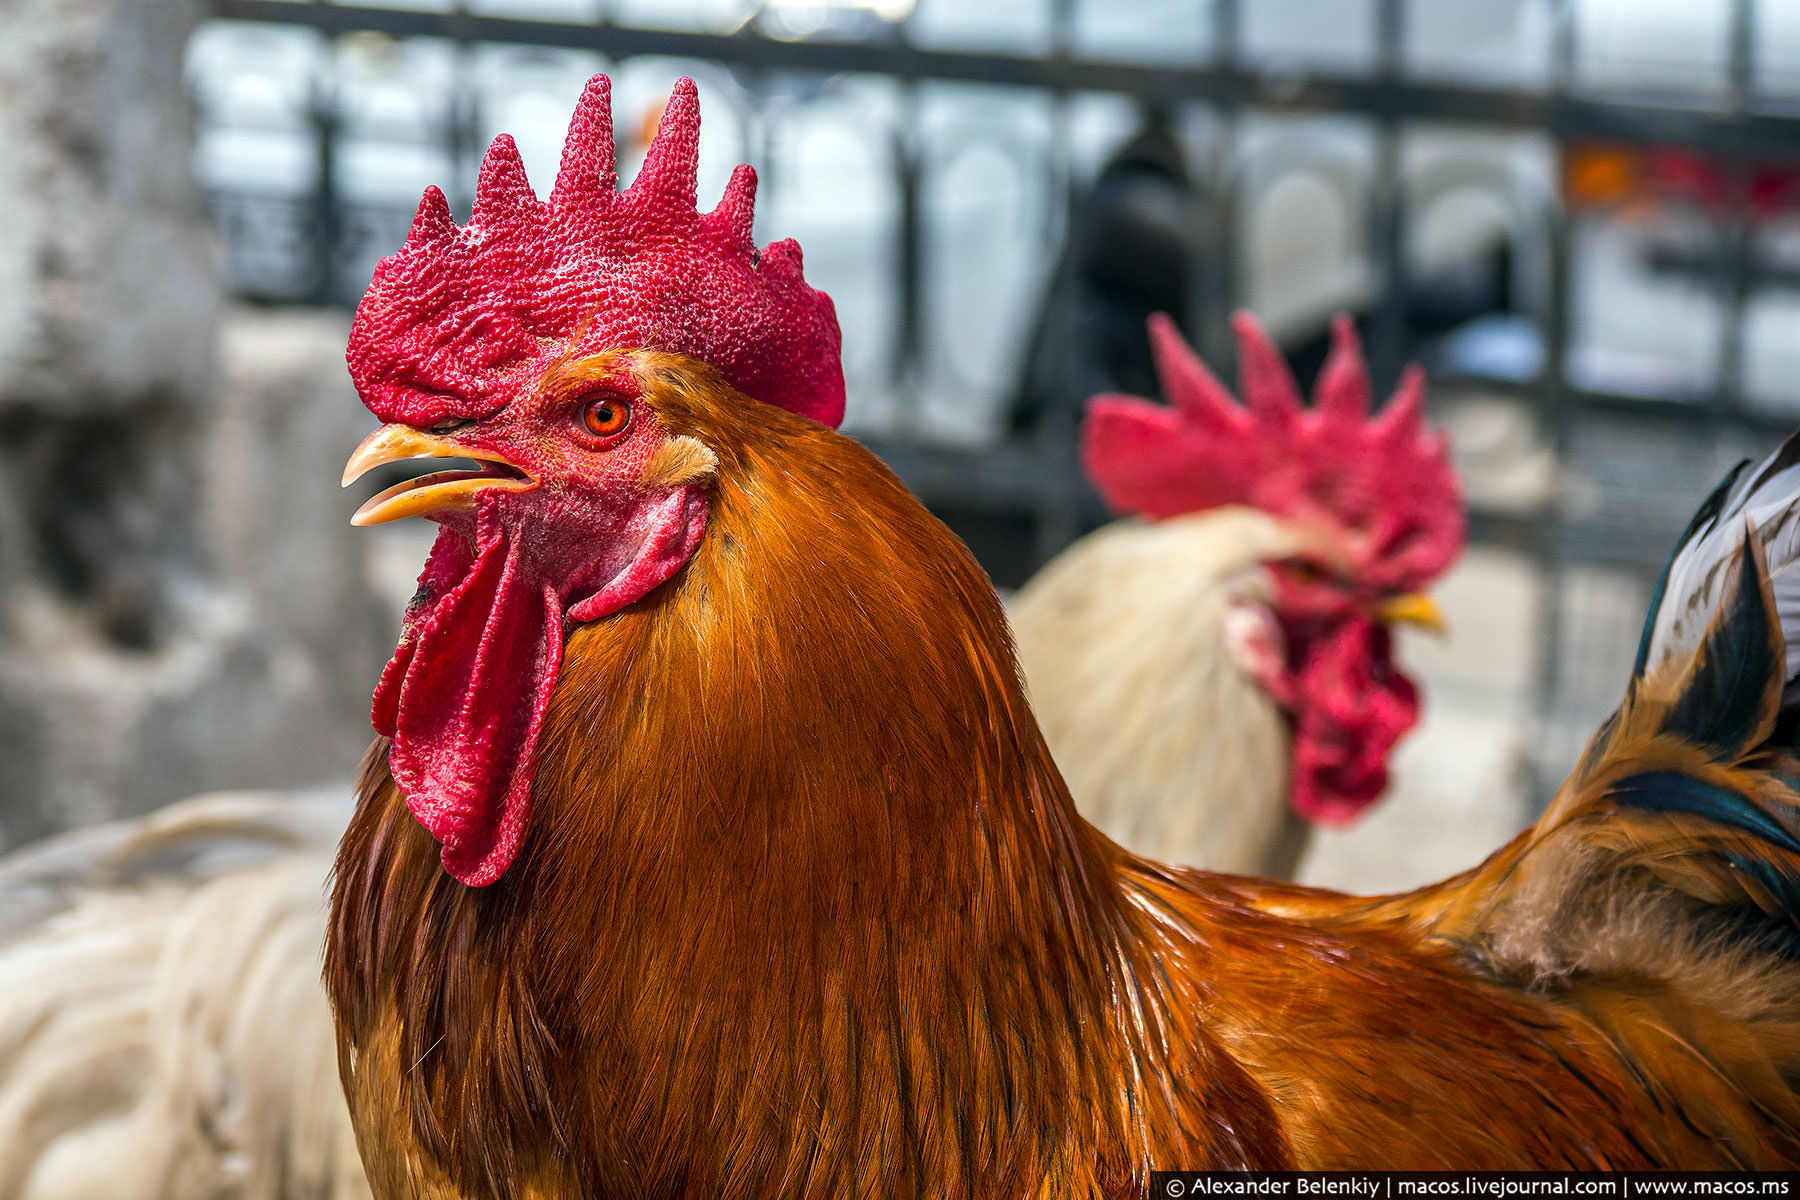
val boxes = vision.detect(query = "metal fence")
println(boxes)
[194,0,1800,800]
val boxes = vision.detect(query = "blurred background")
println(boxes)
[3,0,1799,889]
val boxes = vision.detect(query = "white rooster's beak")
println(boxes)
[1375,592,1447,637]
[340,424,535,527]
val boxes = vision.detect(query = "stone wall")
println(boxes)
[0,0,218,650]
[0,0,385,848]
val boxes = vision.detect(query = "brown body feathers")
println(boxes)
[328,365,1800,1196]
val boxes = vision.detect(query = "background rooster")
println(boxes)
[1011,311,1463,877]
[323,76,1800,1193]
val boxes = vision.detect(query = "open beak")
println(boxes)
[1375,592,1447,636]
[341,424,535,527]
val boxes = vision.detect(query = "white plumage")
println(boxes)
[1009,506,1316,877]
[0,791,369,1200]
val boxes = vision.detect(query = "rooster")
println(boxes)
[327,74,1800,1194]
[0,230,1450,1200]
[1011,312,1462,877]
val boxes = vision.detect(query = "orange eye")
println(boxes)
[580,395,631,439]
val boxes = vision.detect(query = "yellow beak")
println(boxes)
[1375,591,1447,636]
[341,424,534,527]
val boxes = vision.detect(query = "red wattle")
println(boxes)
[381,530,563,886]
[373,529,477,737]
[1286,617,1418,825]
[369,483,710,887]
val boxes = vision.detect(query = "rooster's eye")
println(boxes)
[579,395,632,439]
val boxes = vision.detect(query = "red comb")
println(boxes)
[1082,312,1463,592]
[346,76,844,429]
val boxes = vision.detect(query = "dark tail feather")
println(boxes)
[1650,526,1785,762]
[1638,431,1800,687]
[1558,440,1800,949]
[1421,436,1800,965]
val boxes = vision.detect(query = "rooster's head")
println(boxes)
[1082,313,1464,825]
[339,75,841,885]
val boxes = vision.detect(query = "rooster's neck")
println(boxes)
[329,413,1276,1197]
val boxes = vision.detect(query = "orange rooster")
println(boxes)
[1011,312,1460,877]
[328,76,1800,1194]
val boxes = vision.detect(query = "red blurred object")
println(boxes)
[1564,140,1800,217]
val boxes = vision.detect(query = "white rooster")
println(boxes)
[1011,312,1464,878]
